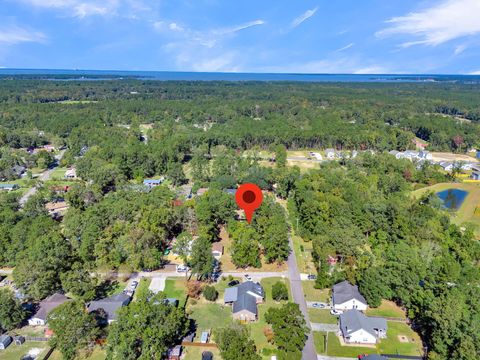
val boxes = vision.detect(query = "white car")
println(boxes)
[244,274,252,281]
[176,264,189,273]
[330,309,343,316]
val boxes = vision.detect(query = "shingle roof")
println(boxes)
[332,281,367,306]
[233,291,258,315]
[32,293,70,321]
[361,355,388,360]
[87,293,131,321]
[224,287,238,303]
[339,310,387,338]
[237,281,264,298]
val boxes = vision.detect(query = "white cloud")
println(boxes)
[468,70,480,75]
[19,0,120,18]
[335,43,354,52]
[376,0,480,47]
[454,44,467,55]
[260,58,391,74]
[291,7,318,28]
[0,26,46,44]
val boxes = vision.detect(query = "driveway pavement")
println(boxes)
[306,301,331,309]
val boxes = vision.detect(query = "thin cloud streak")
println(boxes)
[376,0,480,47]
[335,43,354,52]
[291,7,318,28]
[0,26,46,44]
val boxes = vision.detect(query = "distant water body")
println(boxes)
[1,68,480,83]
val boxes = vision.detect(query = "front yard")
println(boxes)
[308,309,337,324]
[302,282,330,302]
[313,320,423,358]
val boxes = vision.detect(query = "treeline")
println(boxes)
[291,153,480,360]
[1,80,480,153]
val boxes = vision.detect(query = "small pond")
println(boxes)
[436,188,469,210]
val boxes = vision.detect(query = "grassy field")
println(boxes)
[313,331,327,353]
[182,346,221,360]
[50,347,106,359]
[412,182,480,236]
[188,303,233,333]
[163,278,187,306]
[302,282,330,302]
[308,309,337,324]
[366,300,406,319]
[0,341,50,360]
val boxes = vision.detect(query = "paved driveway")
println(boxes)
[306,301,331,309]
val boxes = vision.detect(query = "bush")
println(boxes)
[203,285,218,301]
[271,281,288,301]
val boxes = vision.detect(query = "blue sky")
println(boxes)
[1,0,480,74]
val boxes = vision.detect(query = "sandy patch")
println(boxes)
[430,152,478,163]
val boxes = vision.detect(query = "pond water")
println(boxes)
[436,188,469,210]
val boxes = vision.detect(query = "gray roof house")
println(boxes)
[332,281,368,311]
[224,281,264,322]
[87,293,131,324]
[360,355,388,360]
[28,293,70,326]
[339,310,387,344]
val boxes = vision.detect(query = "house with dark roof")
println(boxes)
[87,293,131,324]
[224,281,264,322]
[0,335,12,350]
[166,345,182,360]
[28,293,70,326]
[143,178,164,188]
[339,310,387,344]
[359,355,388,360]
[0,184,19,191]
[332,280,368,312]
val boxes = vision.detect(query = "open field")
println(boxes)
[164,278,188,306]
[302,282,330,302]
[188,303,233,333]
[308,309,337,324]
[412,182,480,236]
[219,226,288,272]
[430,152,478,163]
[366,300,406,319]
[0,341,50,360]
[183,346,221,360]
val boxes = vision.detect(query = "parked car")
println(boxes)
[227,280,239,287]
[330,309,343,316]
[244,274,252,281]
[311,302,326,309]
[176,264,189,273]
[307,274,317,280]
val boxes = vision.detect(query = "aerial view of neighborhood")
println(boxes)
[1,1,480,360]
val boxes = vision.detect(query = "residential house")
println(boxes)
[166,345,182,360]
[12,165,26,178]
[224,188,237,195]
[309,152,323,160]
[359,355,388,360]
[339,309,387,344]
[403,150,419,161]
[0,184,19,191]
[28,293,70,326]
[418,150,433,160]
[0,335,12,350]
[460,162,474,171]
[388,150,404,159]
[224,281,264,322]
[332,280,368,312]
[471,165,480,180]
[45,200,69,218]
[87,293,131,324]
[325,148,336,160]
[196,188,209,196]
[64,168,77,179]
[212,242,224,259]
[412,138,426,150]
[143,178,163,188]
[439,161,454,172]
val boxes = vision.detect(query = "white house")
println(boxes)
[403,150,420,161]
[339,310,387,344]
[388,150,404,160]
[439,161,454,172]
[332,281,368,312]
[309,152,323,161]
[419,150,433,160]
[64,168,77,179]
[325,148,336,160]
[28,293,70,326]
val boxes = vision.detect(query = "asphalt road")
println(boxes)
[287,236,317,360]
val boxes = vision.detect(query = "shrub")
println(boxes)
[203,285,218,301]
[271,282,288,301]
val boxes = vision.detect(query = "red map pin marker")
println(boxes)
[235,183,263,224]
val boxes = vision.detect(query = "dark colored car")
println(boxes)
[307,274,317,280]
[227,280,240,287]
[202,351,213,360]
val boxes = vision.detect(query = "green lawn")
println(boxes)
[366,300,406,319]
[50,347,106,360]
[308,309,337,324]
[163,278,187,306]
[133,278,151,301]
[0,341,50,360]
[325,332,375,357]
[313,331,327,353]
[49,167,69,180]
[183,346,221,360]
[302,282,330,302]
[378,321,423,356]
[105,279,127,296]
[260,277,291,302]
[188,303,233,333]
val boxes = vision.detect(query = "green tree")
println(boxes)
[47,300,99,360]
[274,144,287,168]
[271,282,289,301]
[0,289,24,331]
[230,222,261,268]
[60,262,97,301]
[265,303,308,358]
[203,285,218,301]
[189,236,215,280]
[106,292,188,360]
[215,325,261,360]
